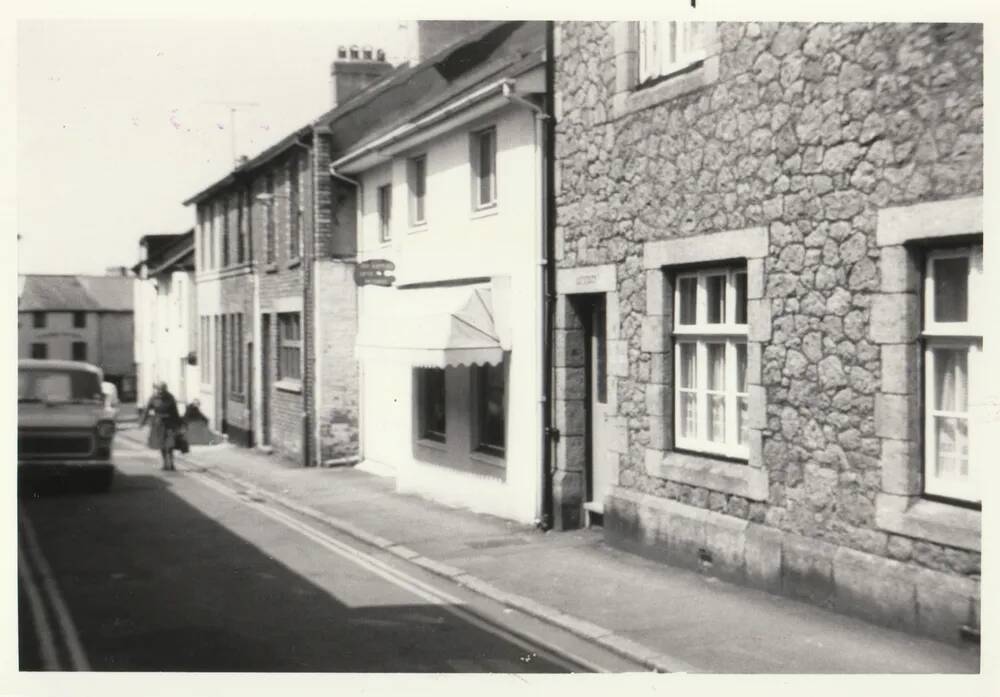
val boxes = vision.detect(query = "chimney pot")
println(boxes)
[329,45,394,108]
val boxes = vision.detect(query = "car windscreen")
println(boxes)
[18,369,103,403]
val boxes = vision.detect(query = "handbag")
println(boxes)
[175,424,190,454]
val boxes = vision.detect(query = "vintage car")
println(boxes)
[18,358,117,491]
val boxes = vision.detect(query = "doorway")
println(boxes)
[260,314,272,447]
[247,339,254,448]
[584,295,611,525]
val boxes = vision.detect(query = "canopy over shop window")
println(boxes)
[357,284,508,368]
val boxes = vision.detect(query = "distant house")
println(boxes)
[133,231,198,409]
[18,273,137,401]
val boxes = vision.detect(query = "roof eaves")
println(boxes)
[182,125,313,206]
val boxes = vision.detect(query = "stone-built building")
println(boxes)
[18,273,137,401]
[551,21,983,644]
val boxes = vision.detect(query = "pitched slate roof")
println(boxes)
[183,21,542,207]
[323,22,545,158]
[18,274,134,312]
[135,230,195,275]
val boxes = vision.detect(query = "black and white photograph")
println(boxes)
[8,1,995,691]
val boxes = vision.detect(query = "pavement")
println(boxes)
[118,425,980,674]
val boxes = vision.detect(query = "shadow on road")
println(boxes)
[18,469,571,673]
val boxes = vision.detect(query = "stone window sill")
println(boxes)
[275,379,303,394]
[613,55,720,121]
[875,493,980,552]
[287,257,302,270]
[264,263,278,274]
[645,448,768,501]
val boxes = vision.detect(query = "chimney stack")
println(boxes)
[330,44,393,108]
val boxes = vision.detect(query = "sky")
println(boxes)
[16,19,412,275]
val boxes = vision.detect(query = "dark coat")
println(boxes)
[142,392,181,451]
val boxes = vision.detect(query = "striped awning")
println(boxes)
[356,284,506,368]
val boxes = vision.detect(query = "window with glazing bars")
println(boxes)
[277,312,302,381]
[289,156,302,260]
[471,127,496,209]
[265,174,276,264]
[673,267,749,460]
[378,184,392,243]
[637,21,709,85]
[922,245,982,504]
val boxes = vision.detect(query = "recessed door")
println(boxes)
[587,296,611,518]
[261,315,271,447]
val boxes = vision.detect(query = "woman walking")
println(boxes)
[140,381,182,471]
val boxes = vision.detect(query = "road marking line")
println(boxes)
[17,545,61,670]
[19,511,91,671]
[186,470,605,673]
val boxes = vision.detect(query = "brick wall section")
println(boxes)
[254,146,310,463]
[316,261,359,461]
[555,22,982,642]
[217,273,254,443]
[194,130,361,465]
[312,133,360,462]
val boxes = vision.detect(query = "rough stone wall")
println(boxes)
[554,21,982,579]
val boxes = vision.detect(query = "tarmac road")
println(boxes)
[17,437,645,673]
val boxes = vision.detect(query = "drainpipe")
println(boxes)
[249,181,263,451]
[540,21,557,530]
[292,137,315,466]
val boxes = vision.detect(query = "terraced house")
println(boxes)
[184,47,393,463]
[550,21,983,644]
[328,21,548,522]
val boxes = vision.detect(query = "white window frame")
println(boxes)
[377,183,392,243]
[638,21,708,84]
[277,312,302,382]
[408,155,427,227]
[673,266,749,461]
[471,126,497,210]
[288,156,303,262]
[922,245,982,503]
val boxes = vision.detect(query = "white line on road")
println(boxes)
[19,510,92,671]
[186,469,608,673]
[17,544,61,670]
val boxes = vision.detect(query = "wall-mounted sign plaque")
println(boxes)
[355,259,396,287]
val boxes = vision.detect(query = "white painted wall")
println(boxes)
[136,270,199,409]
[356,100,544,524]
